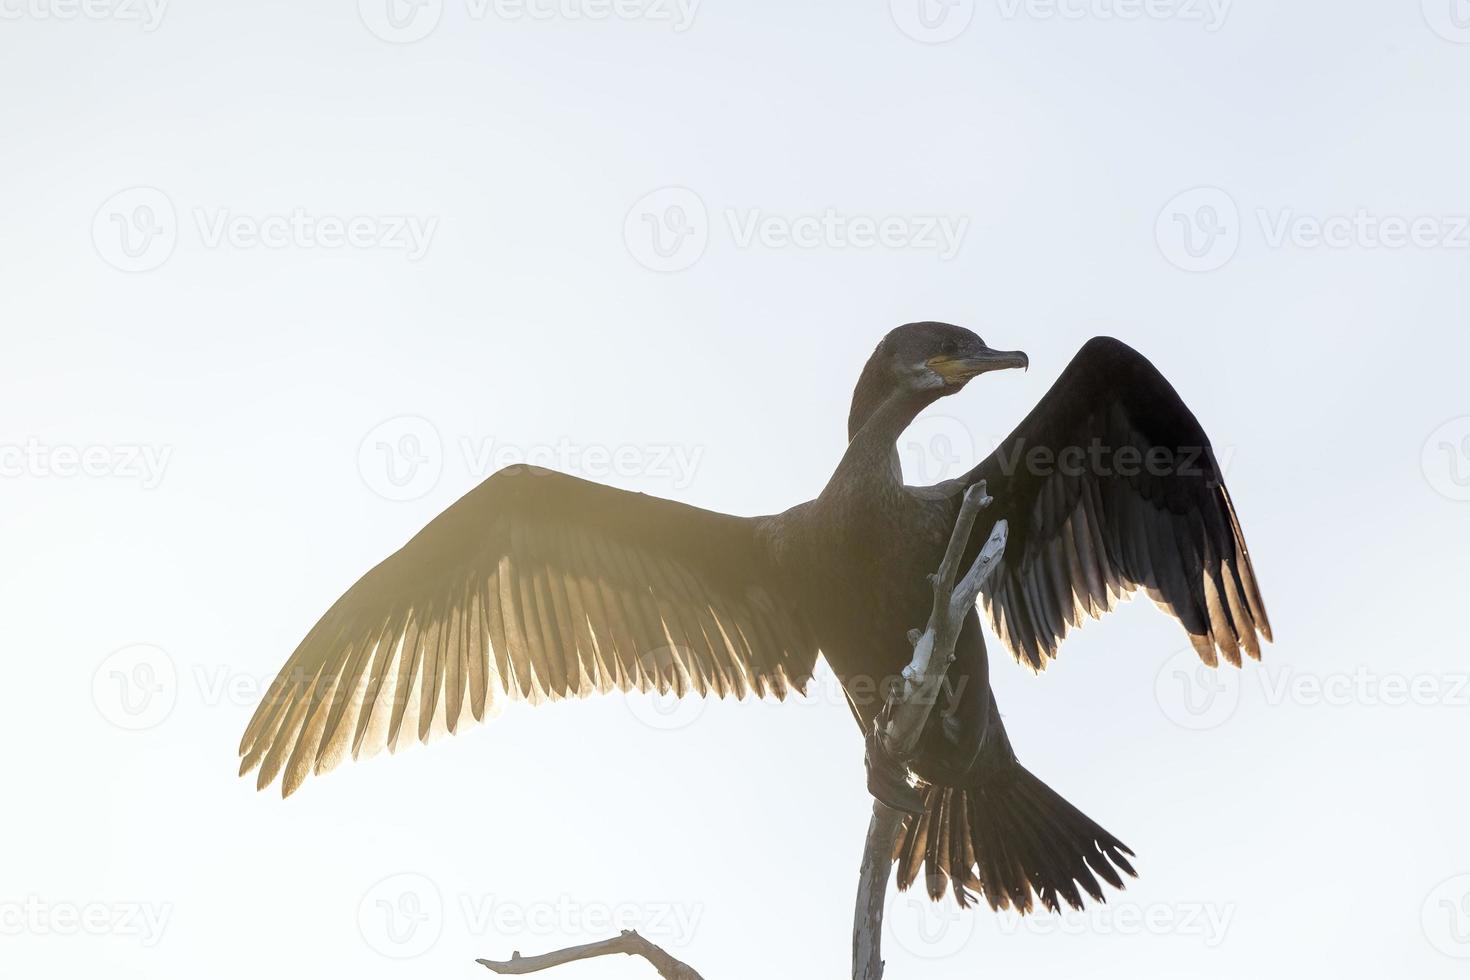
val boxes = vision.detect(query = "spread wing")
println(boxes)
[969,337,1272,670]
[239,465,818,796]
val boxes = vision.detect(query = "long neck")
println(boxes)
[823,387,927,503]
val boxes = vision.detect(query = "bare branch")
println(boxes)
[477,929,704,980]
[881,484,1007,761]
[853,481,1008,980]
[852,802,906,980]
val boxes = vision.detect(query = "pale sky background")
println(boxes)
[3,2,1470,977]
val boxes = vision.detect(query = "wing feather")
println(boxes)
[240,465,817,796]
[968,337,1272,670]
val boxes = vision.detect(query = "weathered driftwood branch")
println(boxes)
[477,929,704,979]
[853,482,1008,980]
[473,483,1006,980]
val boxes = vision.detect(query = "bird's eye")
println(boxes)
[940,339,959,355]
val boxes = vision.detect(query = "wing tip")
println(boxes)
[1189,624,1271,669]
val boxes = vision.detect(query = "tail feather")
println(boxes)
[895,764,1136,912]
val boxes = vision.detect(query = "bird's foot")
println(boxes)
[864,728,927,814]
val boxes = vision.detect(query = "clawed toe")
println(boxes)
[864,729,927,814]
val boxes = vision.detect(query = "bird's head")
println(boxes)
[848,322,1028,438]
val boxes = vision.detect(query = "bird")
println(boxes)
[238,323,1270,915]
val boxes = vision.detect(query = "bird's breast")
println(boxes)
[771,498,959,702]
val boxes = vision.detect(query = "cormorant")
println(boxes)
[239,323,1270,914]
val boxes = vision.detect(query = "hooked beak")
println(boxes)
[927,346,1029,385]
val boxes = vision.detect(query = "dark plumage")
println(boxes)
[239,323,1270,914]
